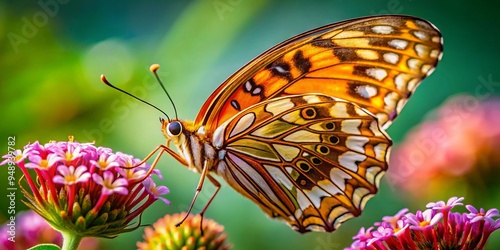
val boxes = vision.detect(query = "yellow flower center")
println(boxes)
[419,221,430,227]
[99,161,108,169]
[65,175,77,184]
[65,152,73,161]
[15,155,23,162]
[40,159,49,169]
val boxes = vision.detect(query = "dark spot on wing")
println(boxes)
[266,60,292,79]
[311,39,336,48]
[292,50,312,74]
[231,100,241,111]
[333,48,358,61]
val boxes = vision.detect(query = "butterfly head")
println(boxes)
[160,117,196,145]
[160,117,181,142]
[166,120,182,137]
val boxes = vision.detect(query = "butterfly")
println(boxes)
[103,15,443,233]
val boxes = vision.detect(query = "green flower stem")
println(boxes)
[60,231,82,250]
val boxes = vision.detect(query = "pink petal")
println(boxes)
[79,173,91,182]
[28,155,42,163]
[430,213,443,225]
[74,165,88,177]
[52,175,66,184]
[57,165,71,176]
[155,186,169,196]
[92,173,104,185]
[113,178,128,187]
[102,171,114,182]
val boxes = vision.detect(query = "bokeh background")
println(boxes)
[1,0,500,249]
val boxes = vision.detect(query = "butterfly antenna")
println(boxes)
[101,74,170,120]
[149,64,178,120]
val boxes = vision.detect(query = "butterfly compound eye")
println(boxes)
[167,121,182,136]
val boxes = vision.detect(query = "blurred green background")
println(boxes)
[1,0,499,249]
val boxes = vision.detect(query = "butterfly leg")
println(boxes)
[176,159,213,227]
[198,174,221,235]
[124,144,189,184]
[122,144,188,169]
[200,174,221,216]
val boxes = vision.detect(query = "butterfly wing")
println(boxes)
[212,94,391,232]
[195,15,443,132]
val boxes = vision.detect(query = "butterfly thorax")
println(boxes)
[161,119,217,174]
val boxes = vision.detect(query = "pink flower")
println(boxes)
[93,171,129,195]
[352,227,374,242]
[427,196,464,211]
[405,209,443,230]
[367,227,393,246]
[53,165,91,185]
[25,153,63,170]
[115,162,147,181]
[143,178,171,205]
[1,137,170,241]
[375,208,408,228]
[466,205,500,223]
[345,197,500,250]
[0,148,30,165]
[89,152,120,171]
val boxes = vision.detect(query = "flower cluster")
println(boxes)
[1,137,170,240]
[345,197,500,249]
[388,95,500,199]
[137,213,232,250]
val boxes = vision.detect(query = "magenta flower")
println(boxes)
[53,165,91,185]
[427,196,464,211]
[405,209,443,230]
[89,152,120,171]
[0,148,29,164]
[345,197,500,249]
[352,227,374,242]
[466,206,500,223]
[25,153,63,170]
[116,167,146,181]
[1,137,170,249]
[393,220,409,237]
[143,178,171,205]
[375,208,408,228]
[92,171,129,195]
[367,227,393,246]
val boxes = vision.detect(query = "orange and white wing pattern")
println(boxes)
[212,94,392,232]
[196,15,443,132]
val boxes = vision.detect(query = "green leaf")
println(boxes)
[28,243,61,250]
